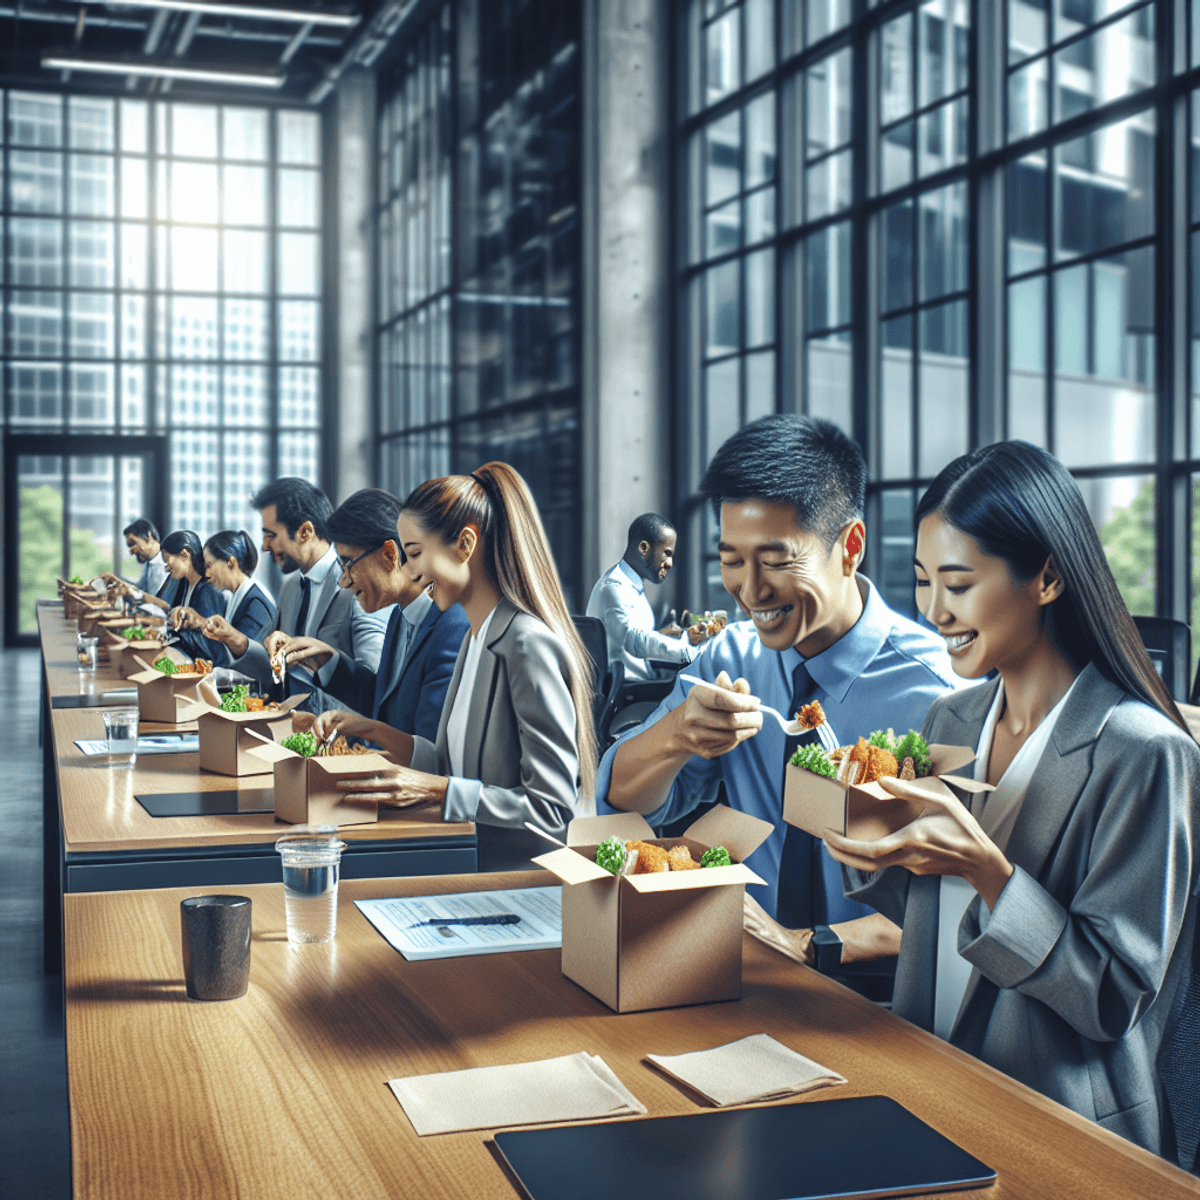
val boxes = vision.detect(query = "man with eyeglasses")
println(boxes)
[201,477,388,715]
[269,488,469,743]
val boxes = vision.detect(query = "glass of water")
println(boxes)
[101,707,140,768]
[77,634,99,672]
[275,833,348,944]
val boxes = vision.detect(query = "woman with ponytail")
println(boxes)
[194,530,276,647]
[800,441,1198,1163]
[142,530,227,663]
[316,462,595,871]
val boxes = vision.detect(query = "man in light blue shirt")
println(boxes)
[586,513,703,682]
[597,415,960,938]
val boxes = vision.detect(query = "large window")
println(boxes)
[3,91,323,537]
[376,0,584,605]
[677,0,1200,674]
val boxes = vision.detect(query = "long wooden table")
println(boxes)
[64,873,1200,1200]
[39,602,476,972]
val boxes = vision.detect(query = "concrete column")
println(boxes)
[581,0,673,601]
[325,67,376,503]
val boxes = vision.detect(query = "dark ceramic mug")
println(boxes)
[181,895,251,1001]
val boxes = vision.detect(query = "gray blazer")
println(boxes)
[847,663,1200,1160]
[410,597,583,871]
[233,550,388,714]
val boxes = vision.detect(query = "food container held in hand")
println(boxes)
[533,807,772,1013]
[275,833,347,944]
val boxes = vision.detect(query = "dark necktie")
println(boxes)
[295,575,312,639]
[775,662,823,928]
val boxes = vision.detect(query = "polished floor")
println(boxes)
[1,647,71,1199]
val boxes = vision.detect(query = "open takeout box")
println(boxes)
[196,694,307,777]
[245,732,389,826]
[76,607,126,637]
[127,654,220,724]
[783,744,994,842]
[533,807,772,1013]
[99,624,173,676]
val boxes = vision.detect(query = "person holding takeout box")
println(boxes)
[595,414,962,948]
[313,463,595,872]
[765,440,1198,1165]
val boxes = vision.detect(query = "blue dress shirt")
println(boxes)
[595,577,963,919]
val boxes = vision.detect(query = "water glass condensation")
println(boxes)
[275,835,347,944]
[77,634,99,672]
[102,707,140,767]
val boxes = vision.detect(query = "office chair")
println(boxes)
[571,615,622,754]
[1131,616,1191,704]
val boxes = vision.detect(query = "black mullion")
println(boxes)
[1044,89,1055,455]
[114,100,123,437]
[1007,0,1152,84]
[774,0,784,413]
[215,104,225,525]
[879,87,971,138]
[266,108,279,489]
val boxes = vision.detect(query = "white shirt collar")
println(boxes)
[301,543,339,584]
[402,587,434,629]
[225,576,254,619]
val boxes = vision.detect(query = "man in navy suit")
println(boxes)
[276,488,468,742]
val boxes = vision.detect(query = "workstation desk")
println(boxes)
[38,603,476,972]
[64,872,1200,1200]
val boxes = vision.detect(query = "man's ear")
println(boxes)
[841,520,866,576]
[638,540,652,558]
[381,540,399,570]
[295,520,315,544]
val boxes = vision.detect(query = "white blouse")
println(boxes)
[933,675,1079,1040]
[446,606,498,779]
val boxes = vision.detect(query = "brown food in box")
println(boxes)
[196,694,307,777]
[783,742,993,843]
[534,806,771,1013]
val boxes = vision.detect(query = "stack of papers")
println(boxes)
[74,734,199,757]
[645,1034,846,1107]
[388,1052,645,1135]
[355,887,561,961]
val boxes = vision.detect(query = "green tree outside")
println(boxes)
[1099,478,1156,620]
[18,486,115,634]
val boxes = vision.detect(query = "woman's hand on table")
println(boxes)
[274,635,334,673]
[335,764,447,810]
[823,775,1015,910]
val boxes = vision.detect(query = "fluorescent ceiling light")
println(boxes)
[42,52,285,88]
[82,1,360,28]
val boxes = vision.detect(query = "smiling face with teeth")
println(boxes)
[914,512,1064,678]
[717,499,867,656]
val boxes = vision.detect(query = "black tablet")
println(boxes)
[493,1094,996,1200]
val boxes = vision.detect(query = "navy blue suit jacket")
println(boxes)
[173,579,230,665]
[228,582,276,648]
[327,601,468,742]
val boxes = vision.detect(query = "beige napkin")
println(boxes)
[645,1033,846,1107]
[387,1051,646,1136]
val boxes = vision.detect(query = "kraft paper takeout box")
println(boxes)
[533,807,772,1013]
[245,732,388,827]
[783,743,994,842]
[196,694,307,777]
[99,625,173,676]
[76,607,125,637]
[127,655,220,724]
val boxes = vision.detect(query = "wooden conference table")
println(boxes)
[38,601,476,971]
[64,872,1200,1200]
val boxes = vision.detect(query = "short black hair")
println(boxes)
[123,518,158,542]
[251,477,333,541]
[327,489,404,559]
[627,513,675,549]
[699,414,865,549]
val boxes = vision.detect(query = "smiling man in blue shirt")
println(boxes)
[597,415,961,945]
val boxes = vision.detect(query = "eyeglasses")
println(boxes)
[336,545,381,578]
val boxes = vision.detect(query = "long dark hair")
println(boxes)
[402,462,597,802]
[160,530,206,578]
[204,529,258,575]
[918,442,1188,733]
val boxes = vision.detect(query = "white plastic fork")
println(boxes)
[678,673,803,736]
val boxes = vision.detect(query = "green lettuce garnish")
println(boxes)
[152,656,178,675]
[596,835,627,876]
[790,743,837,778]
[220,685,250,713]
[122,625,148,641]
[280,731,318,757]
[892,729,932,777]
[68,575,84,585]
[700,845,732,869]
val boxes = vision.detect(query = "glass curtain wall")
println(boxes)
[376,0,584,606]
[678,0,1199,662]
[3,91,323,538]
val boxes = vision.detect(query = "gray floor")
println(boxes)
[1,646,72,1199]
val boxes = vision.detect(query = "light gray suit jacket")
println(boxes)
[410,597,583,872]
[847,663,1200,1161]
[233,550,388,715]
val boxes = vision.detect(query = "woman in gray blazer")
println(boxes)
[791,442,1198,1165]
[331,462,597,871]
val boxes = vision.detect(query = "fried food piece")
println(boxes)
[837,737,899,786]
[667,844,700,871]
[795,700,826,730]
[172,658,214,676]
[627,839,670,874]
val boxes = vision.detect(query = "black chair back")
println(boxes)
[571,614,612,738]
[1132,616,1191,704]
